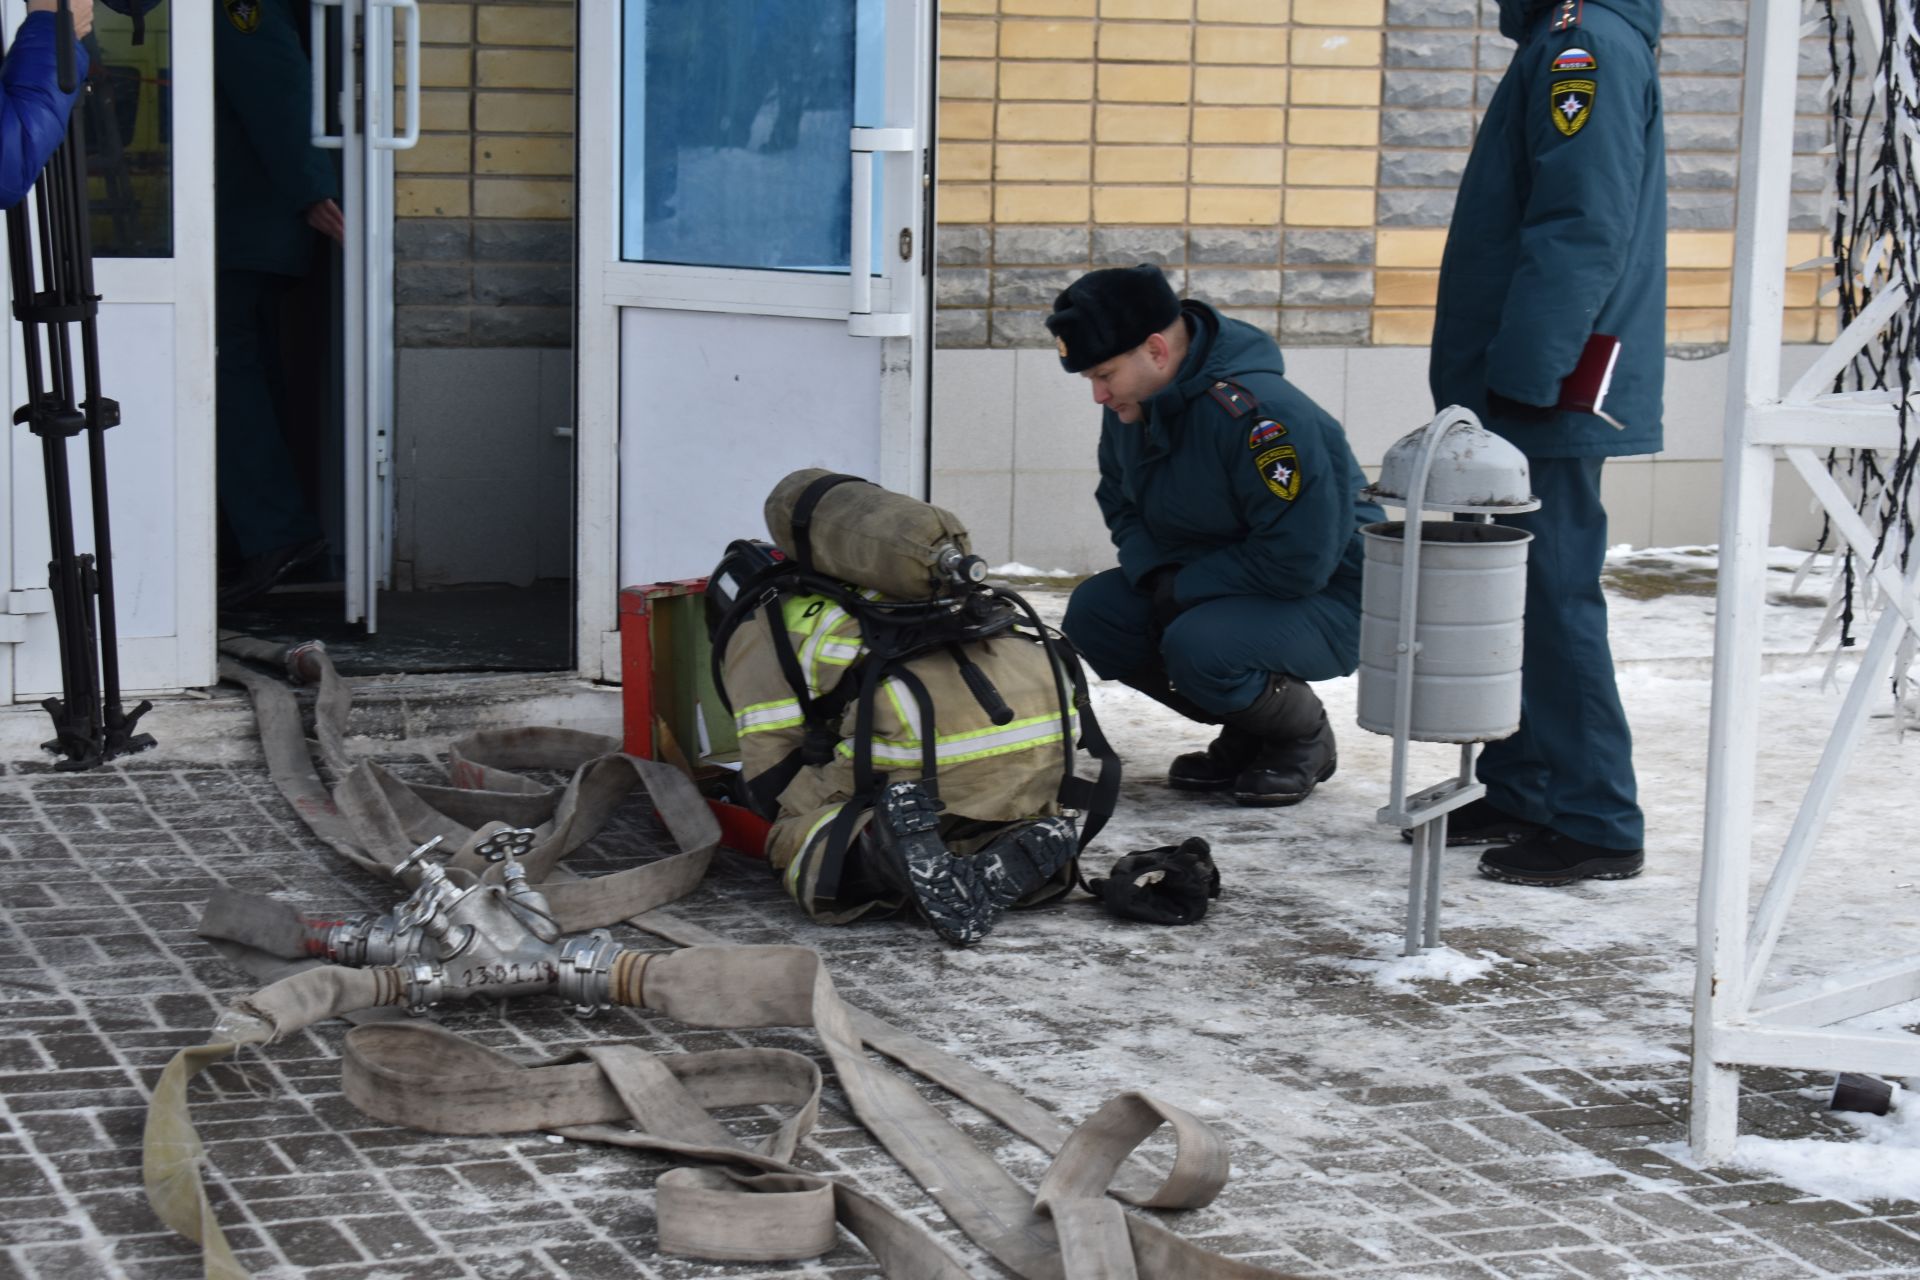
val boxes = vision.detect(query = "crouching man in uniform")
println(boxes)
[1051,264,1383,807]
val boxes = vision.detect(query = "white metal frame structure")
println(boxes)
[1,0,216,698]
[312,0,420,632]
[573,0,935,681]
[1691,0,1917,1162]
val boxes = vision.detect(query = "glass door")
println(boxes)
[573,0,934,680]
[311,0,417,632]
[4,0,217,699]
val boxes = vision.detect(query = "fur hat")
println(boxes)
[1044,264,1182,373]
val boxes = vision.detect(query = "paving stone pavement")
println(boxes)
[2,711,1918,1278]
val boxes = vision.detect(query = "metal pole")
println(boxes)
[1691,0,1800,1165]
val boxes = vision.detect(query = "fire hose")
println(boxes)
[145,637,1306,1279]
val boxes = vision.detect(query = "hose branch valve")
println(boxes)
[308,833,651,1013]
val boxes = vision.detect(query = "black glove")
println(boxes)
[1139,565,1185,643]
[1486,388,1556,424]
[1086,838,1221,925]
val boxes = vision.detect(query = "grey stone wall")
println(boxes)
[936,2,1835,350]
[395,218,573,350]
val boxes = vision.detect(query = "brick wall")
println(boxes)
[392,0,575,349]
[935,0,1836,351]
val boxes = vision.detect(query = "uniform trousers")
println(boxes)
[1476,456,1643,849]
[1063,567,1360,717]
[217,269,322,560]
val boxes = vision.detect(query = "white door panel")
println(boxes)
[617,309,884,586]
[2,0,214,700]
[576,0,934,678]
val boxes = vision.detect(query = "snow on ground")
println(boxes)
[984,545,1920,1204]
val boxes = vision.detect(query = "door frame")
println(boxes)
[572,0,935,682]
[2,0,216,699]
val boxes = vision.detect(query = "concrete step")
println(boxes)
[0,671,624,769]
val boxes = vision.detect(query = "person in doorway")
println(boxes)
[1427,0,1665,887]
[214,0,342,608]
[0,0,93,208]
[1050,264,1382,808]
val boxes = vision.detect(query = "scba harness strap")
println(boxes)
[708,555,1122,899]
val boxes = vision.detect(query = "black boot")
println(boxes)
[1211,675,1335,808]
[1119,668,1257,791]
[869,781,1076,946]
[1400,796,1543,846]
[1478,830,1643,887]
[1118,667,1219,725]
[1231,713,1337,807]
[1167,725,1262,791]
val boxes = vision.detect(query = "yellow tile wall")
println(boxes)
[938,4,1840,351]
[396,0,574,348]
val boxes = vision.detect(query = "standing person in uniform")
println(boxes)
[1428,0,1665,886]
[1049,264,1383,808]
[214,0,341,607]
[0,0,93,208]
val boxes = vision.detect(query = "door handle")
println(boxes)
[310,0,346,149]
[370,0,421,151]
[849,126,914,337]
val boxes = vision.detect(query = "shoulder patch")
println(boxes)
[1254,445,1301,502]
[1551,79,1595,137]
[1550,0,1583,32]
[1552,47,1596,73]
[1208,381,1258,419]
[224,0,261,32]
[1248,419,1288,450]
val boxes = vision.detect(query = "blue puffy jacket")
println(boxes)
[1095,301,1384,608]
[0,11,85,210]
[1430,0,1666,459]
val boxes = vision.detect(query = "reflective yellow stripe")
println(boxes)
[785,807,843,897]
[737,698,803,735]
[837,710,1075,767]
[883,677,924,743]
[798,590,880,693]
[781,594,831,635]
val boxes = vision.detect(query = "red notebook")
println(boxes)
[1557,333,1626,429]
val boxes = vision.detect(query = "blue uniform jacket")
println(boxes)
[216,0,338,276]
[0,11,85,210]
[1430,0,1666,459]
[1095,302,1384,609]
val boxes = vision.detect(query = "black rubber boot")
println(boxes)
[1212,676,1335,808]
[1118,668,1219,725]
[1120,667,1261,792]
[1231,713,1338,807]
[1478,830,1644,887]
[870,781,1076,946]
[1400,797,1543,846]
[1167,726,1262,791]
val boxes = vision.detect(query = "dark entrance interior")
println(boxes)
[212,0,573,677]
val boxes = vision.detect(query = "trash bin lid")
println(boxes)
[1361,408,1541,514]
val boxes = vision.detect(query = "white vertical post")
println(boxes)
[340,0,367,627]
[1691,0,1801,1164]
[573,0,620,680]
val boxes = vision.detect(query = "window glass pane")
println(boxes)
[621,0,867,272]
[85,2,172,258]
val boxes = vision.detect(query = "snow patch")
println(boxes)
[1657,1084,1920,1205]
[989,562,1078,578]
[1334,936,1510,994]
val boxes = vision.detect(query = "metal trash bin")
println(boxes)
[1357,520,1532,743]
[1357,406,1539,956]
